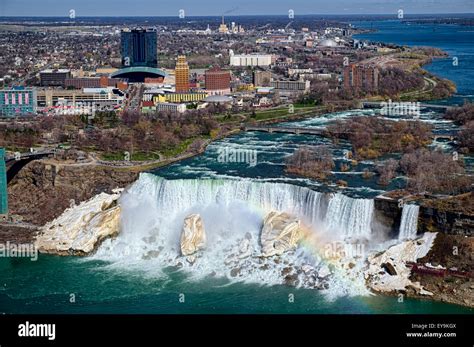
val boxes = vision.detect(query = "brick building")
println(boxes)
[204,67,231,95]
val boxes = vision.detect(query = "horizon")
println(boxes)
[2,13,474,18]
[1,0,474,17]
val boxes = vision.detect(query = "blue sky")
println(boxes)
[1,0,473,16]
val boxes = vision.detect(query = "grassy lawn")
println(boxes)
[215,105,318,123]
[252,105,317,121]
[161,138,196,158]
[5,146,29,153]
[215,114,244,123]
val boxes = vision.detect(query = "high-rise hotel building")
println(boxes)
[0,148,7,216]
[0,87,37,117]
[175,56,190,93]
[121,28,158,68]
[204,67,231,95]
[343,63,379,92]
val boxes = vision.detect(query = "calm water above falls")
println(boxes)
[353,20,474,105]
[1,21,473,314]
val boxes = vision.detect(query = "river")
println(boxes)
[0,20,473,314]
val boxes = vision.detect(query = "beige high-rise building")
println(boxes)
[219,16,229,34]
[175,55,190,93]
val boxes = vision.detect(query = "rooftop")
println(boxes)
[40,69,71,73]
[203,95,233,103]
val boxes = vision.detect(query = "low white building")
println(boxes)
[155,103,187,114]
[229,50,273,67]
[270,80,311,94]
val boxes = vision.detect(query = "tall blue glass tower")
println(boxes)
[121,28,158,68]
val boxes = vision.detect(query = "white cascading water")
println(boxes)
[325,193,374,239]
[92,173,374,296]
[398,204,420,240]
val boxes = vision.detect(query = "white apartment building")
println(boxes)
[155,103,187,114]
[229,50,273,67]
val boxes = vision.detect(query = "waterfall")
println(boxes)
[325,193,374,239]
[121,173,374,238]
[124,173,327,228]
[398,204,420,240]
[90,173,374,295]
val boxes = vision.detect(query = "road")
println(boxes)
[123,84,144,112]
[400,76,438,98]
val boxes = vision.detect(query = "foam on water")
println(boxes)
[92,174,375,296]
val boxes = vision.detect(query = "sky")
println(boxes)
[1,0,473,17]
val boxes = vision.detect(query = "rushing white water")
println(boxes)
[92,173,374,296]
[325,193,374,239]
[398,204,420,240]
[118,173,374,239]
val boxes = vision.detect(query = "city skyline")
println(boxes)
[1,0,474,17]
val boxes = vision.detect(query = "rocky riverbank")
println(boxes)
[364,231,473,308]
[1,160,138,244]
[7,161,138,226]
[19,181,472,308]
[408,233,474,308]
[35,190,122,255]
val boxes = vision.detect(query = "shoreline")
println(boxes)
[3,115,472,310]
[2,25,470,310]
[7,177,472,310]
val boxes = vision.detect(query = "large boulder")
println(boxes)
[35,190,122,255]
[260,211,305,257]
[364,232,437,295]
[180,214,206,256]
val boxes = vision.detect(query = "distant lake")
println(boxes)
[353,20,474,105]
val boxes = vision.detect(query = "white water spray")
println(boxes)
[325,193,374,239]
[398,204,420,240]
[92,174,374,295]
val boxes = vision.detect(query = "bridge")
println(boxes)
[5,150,55,183]
[4,150,55,165]
[431,132,458,141]
[1,148,55,216]
[243,125,459,141]
[362,101,455,111]
[244,125,327,136]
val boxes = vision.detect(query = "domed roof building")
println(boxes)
[111,67,167,83]
[203,95,233,104]
[319,39,338,47]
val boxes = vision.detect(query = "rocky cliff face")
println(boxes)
[373,197,402,238]
[7,161,138,226]
[418,206,473,237]
[365,232,437,296]
[35,190,122,255]
[374,195,474,238]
